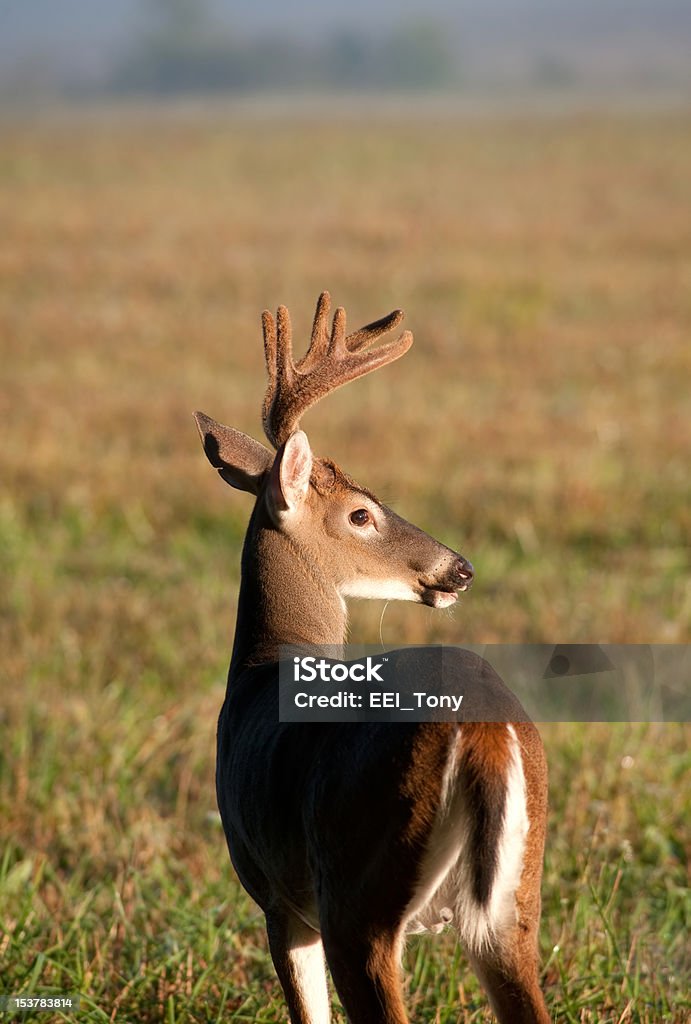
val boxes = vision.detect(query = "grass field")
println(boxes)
[0,106,689,1022]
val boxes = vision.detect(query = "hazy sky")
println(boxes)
[2,0,690,83]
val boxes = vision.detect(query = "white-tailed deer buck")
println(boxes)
[194,293,549,1024]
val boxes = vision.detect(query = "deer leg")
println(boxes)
[468,947,550,1024]
[321,927,408,1024]
[265,910,331,1024]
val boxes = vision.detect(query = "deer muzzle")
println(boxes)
[419,555,474,609]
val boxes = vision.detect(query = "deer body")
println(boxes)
[195,294,549,1024]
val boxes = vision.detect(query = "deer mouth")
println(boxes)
[420,582,463,609]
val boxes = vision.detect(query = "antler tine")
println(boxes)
[261,310,277,380]
[295,291,332,374]
[345,308,406,353]
[262,305,297,448]
[261,309,277,435]
[338,328,413,380]
[262,294,413,449]
[329,305,347,357]
[275,305,295,383]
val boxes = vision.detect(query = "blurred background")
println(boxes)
[2,0,691,104]
[1,2,689,1022]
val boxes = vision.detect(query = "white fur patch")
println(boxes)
[287,936,331,1024]
[403,724,529,954]
[339,578,420,602]
[488,724,530,939]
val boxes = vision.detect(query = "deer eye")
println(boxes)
[349,508,371,527]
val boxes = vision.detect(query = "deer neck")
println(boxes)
[230,507,347,673]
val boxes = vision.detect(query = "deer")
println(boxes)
[193,292,550,1024]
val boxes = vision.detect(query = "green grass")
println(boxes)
[0,107,689,1021]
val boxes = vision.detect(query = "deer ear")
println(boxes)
[266,430,313,516]
[194,411,273,495]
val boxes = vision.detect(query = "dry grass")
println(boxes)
[0,107,689,1022]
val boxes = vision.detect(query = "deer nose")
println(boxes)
[452,557,474,586]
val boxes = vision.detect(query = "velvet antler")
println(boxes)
[261,291,413,448]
